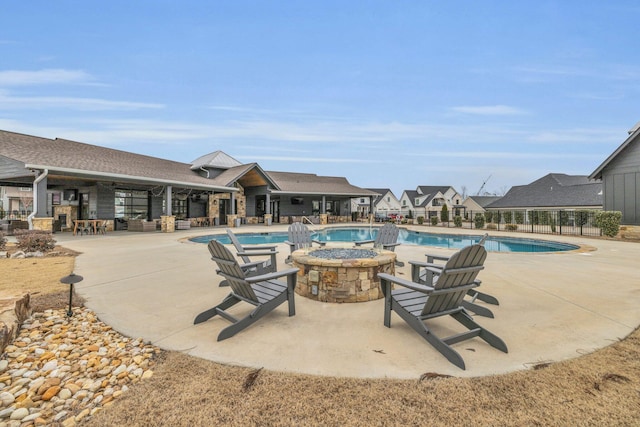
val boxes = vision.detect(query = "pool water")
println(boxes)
[189,227,579,253]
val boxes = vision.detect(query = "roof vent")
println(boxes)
[628,121,640,135]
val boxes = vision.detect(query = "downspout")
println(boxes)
[199,166,210,179]
[27,169,48,230]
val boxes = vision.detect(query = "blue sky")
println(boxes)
[1,1,639,197]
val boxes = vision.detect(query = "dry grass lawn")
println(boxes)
[2,248,639,426]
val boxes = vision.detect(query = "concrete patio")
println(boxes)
[54,225,640,379]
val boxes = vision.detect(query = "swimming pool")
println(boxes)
[189,227,580,253]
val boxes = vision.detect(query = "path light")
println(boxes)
[60,273,83,317]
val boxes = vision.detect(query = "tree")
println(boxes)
[440,204,449,222]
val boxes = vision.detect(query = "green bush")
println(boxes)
[515,211,524,224]
[440,205,449,222]
[559,211,570,226]
[575,210,591,227]
[417,216,424,225]
[474,213,485,229]
[13,229,56,253]
[505,224,518,231]
[0,231,6,251]
[430,216,439,226]
[595,211,622,238]
[494,211,502,224]
[484,211,493,223]
[453,215,462,228]
[550,217,556,233]
[503,211,513,224]
[486,223,497,230]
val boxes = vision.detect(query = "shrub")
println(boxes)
[484,211,493,223]
[474,213,485,229]
[494,211,502,224]
[550,217,556,233]
[595,211,622,238]
[417,216,424,225]
[440,205,449,222]
[13,229,56,253]
[575,210,591,227]
[505,224,518,231]
[486,223,497,230]
[453,215,462,227]
[515,211,524,224]
[0,232,6,251]
[559,211,570,226]
[430,216,439,226]
[503,211,513,224]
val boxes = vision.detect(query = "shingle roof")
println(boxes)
[267,171,377,196]
[190,151,242,171]
[486,174,602,209]
[0,130,234,191]
[590,125,640,180]
[404,186,452,207]
[467,196,502,208]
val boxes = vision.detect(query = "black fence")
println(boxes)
[404,209,603,237]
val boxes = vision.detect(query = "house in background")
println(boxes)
[399,186,463,220]
[0,129,376,231]
[589,121,640,225]
[485,173,602,220]
[365,188,401,220]
[462,195,502,216]
[0,186,34,218]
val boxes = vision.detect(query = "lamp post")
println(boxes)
[60,273,83,317]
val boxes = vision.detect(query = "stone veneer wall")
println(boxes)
[31,218,53,232]
[292,251,396,303]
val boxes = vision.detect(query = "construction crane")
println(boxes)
[476,175,492,196]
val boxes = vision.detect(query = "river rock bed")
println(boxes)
[0,307,160,426]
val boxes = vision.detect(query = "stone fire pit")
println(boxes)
[291,246,396,303]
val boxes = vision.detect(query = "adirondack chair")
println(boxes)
[355,223,404,266]
[411,233,499,318]
[225,228,278,280]
[284,222,326,263]
[194,239,299,341]
[378,243,508,370]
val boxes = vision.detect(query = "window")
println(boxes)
[360,198,365,203]
[115,189,149,219]
[172,198,187,219]
[415,198,420,205]
[387,196,390,202]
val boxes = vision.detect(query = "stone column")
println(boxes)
[264,213,272,226]
[161,215,175,233]
[319,214,328,225]
[31,217,54,232]
[227,214,238,227]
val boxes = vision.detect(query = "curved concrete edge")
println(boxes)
[53,225,640,379]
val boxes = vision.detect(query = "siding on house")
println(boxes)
[590,124,640,225]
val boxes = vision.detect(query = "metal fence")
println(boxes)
[404,209,603,237]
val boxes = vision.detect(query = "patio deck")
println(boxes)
[53,224,640,378]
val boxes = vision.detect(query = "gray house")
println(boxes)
[0,129,375,231]
[486,173,602,212]
[589,122,640,225]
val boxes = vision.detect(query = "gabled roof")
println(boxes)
[0,130,235,191]
[208,163,280,190]
[590,124,640,180]
[190,150,242,171]
[486,174,602,209]
[466,196,502,208]
[267,171,377,196]
[403,186,452,207]
[366,188,394,196]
